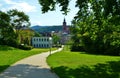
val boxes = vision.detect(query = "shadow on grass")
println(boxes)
[0,65,9,73]
[52,61,120,78]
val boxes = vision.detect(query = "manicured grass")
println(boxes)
[47,47,120,78]
[0,45,56,73]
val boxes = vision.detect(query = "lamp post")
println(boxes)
[49,37,52,55]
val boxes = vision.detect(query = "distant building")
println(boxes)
[61,18,71,44]
[31,37,52,48]
[31,18,70,47]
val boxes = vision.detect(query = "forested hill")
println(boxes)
[30,25,63,33]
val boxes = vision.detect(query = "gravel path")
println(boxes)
[0,48,63,78]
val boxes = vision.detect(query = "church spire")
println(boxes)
[64,18,66,23]
[63,18,67,32]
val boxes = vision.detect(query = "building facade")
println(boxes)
[31,37,52,48]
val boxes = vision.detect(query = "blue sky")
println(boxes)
[0,0,78,26]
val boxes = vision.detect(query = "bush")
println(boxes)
[71,45,85,52]
[0,38,19,48]
[0,45,15,51]
[18,45,33,50]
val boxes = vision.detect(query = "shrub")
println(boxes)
[0,45,15,51]
[71,45,85,52]
[18,45,33,50]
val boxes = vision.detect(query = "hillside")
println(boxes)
[30,25,63,33]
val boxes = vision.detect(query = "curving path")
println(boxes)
[0,48,63,78]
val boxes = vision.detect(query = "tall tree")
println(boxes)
[0,11,10,40]
[0,11,17,46]
[7,9,31,44]
[38,0,120,55]
[7,9,30,36]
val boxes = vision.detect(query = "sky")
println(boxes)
[0,0,79,26]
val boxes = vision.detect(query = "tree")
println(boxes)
[34,31,42,37]
[0,11,17,46]
[0,10,31,47]
[20,29,34,46]
[38,0,120,55]
[52,34,61,46]
[38,0,70,15]
[71,0,120,55]
[7,9,31,44]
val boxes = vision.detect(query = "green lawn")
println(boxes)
[0,45,56,73]
[47,46,120,78]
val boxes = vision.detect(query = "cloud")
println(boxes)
[4,0,15,4]
[3,0,37,13]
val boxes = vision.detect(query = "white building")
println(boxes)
[31,37,52,48]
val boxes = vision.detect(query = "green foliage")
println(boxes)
[20,29,34,46]
[0,11,18,47]
[0,45,16,51]
[39,0,120,55]
[52,34,61,46]
[38,0,70,15]
[34,31,41,37]
[7,9,30,41]
[0,11,10,28]
[70,0,120,55]
[7,9,30,29]
[18,45,33,50]
[0,9,31,47]
[72,17,120,55]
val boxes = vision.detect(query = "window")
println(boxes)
[44,44,46,48]
[34,38,36,41]
[39,44,41,47]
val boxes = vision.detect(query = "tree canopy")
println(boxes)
[0,9,31,47]
[38,0,70,15]
[7,9,30,34]
[38,0,120,55]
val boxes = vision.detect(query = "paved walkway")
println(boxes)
[0,48,63,78]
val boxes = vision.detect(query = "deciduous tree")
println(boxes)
[38,0,120,55]
[0,11,17,46]
[7,9,31,44]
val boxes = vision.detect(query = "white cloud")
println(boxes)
[4,0,16,4]
[3,0,37,13]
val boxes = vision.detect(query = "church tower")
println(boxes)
[63,18,67,33]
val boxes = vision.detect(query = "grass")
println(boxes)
[47,45,120,78]
[0,45,57,73]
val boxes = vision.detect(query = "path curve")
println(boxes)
[0,48,63,78]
